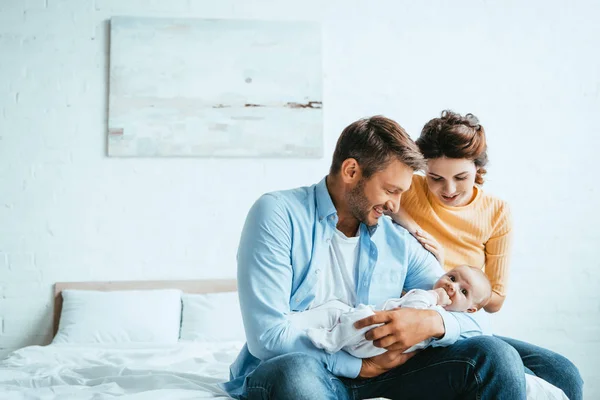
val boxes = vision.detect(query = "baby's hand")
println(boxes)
[433,288,452,307]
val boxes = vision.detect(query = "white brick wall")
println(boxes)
[1,0,599,398]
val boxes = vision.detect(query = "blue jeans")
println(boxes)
[496,336,583,400]
[241,336,526,400]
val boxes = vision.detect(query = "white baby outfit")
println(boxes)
[297,289,440,358]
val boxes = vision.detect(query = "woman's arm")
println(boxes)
[389,209,445,265]
[387,207,421,234]
[483,204,513,313]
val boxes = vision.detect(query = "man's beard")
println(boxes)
[346,178,374,226]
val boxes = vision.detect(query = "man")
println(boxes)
[222,116,527,399]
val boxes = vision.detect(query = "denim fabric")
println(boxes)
[496,335,583,400]
[241,336,527,400]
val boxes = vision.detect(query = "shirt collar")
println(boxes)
[315,176,337,221]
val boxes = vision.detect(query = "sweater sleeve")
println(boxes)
[484,202,513,296]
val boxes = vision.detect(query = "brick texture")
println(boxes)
[1,0,599,398]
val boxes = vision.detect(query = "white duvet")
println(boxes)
[0,342,568,400]
[0,341,243,399]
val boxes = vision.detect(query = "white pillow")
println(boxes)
[53,289,182,344]
[179,291,245,342]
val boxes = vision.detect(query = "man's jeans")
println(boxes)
[240,336,583,400]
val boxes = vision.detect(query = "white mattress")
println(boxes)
[0,341,244,399]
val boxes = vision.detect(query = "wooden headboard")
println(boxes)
[53,279,237,336]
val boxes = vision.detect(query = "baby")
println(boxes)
[294,265,491,358]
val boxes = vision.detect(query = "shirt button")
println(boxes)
[363,282,367,287]
[315,269,320,274]
[326,238,331,243]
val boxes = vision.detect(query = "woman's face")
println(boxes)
[426,157,477,207]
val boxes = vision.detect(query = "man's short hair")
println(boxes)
[330,115,425,178]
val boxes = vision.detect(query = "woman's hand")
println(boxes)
[414,229,445,266]
[483,292,506,313]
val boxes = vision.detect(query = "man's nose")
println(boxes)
[385,196,400,214]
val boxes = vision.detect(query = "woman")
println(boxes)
[391,110,583,399]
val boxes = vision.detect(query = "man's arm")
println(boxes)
[237,194,361,378]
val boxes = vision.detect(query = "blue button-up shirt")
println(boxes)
[222,177,487,397]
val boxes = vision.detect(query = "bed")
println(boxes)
[0,280,568,400]
[0,279,242,399]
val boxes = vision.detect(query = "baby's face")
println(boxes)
[434,265,486,313]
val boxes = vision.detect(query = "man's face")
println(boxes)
[346,159,414,227]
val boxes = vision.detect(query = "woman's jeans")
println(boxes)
[241,335,583,400]
[496,335,583,400]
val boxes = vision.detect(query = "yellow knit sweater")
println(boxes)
[401,175,512,296]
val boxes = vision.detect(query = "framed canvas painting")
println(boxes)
[108,17,322,158]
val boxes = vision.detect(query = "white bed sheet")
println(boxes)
[0,341,243,399]
[0,341,568,400]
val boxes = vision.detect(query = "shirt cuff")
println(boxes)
[430,308,460,347]
[329,350,362,378]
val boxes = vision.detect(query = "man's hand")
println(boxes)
[355,308,445,351]
[433,288,452,307]
[359,350,418,378]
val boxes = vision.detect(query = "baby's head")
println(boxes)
[434,265,492,313]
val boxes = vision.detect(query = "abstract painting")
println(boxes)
[108,17,322,157]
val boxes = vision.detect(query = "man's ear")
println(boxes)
[340,158,362,184]
[467,307,478,313]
